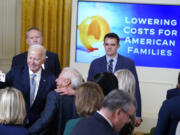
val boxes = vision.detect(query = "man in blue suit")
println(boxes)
[0,45,56,127]
[155,95,180,135]
[166,72,180,99]
[12,27,61,78]
[72,90,136,135]
[87,33,142,126]
[29,67,83,135]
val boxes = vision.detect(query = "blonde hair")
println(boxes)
[75,82,104,116]
[0,87,26,124]
[114,69,135,97]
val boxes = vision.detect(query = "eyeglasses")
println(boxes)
[122,109,134,121]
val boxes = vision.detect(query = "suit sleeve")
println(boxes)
[129,63,141,117]
[155,101,169,135]
[87,61,95,81]
[29,91,58,135]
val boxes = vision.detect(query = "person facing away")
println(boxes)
[63,82,104,135]
[91,72,118,96]
[71,89,136,135]
[115,69,142,134]
[87,32,142,120]
[0,44,56,127]
[12,27,61,77]
[0,87,29,135]
[29,67,84,135]
[166,72,180,99]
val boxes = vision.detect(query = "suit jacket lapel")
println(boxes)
[102,56,108,72]
[23,66,31,110]
[115,54,124,71]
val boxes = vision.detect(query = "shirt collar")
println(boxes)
[106,54,118,63]
[97,111,113,127]
[29,68,42,77]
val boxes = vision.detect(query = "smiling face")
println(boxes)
[55,70,71,88]
[26,30,42,46]
[27,48,45,73]
[103,38,120,58]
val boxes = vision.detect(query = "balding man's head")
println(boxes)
[27,44,46,73]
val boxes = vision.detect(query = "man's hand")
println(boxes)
[55,87,75,96]
[135,117,142,127]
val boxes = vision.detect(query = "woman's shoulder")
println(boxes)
[0,124,29,135]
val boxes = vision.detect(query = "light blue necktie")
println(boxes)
[30,74,36,106]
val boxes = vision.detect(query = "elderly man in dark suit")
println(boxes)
[11,27,61,77]
[72,89,136,135]
[29,67,83,135]
[166,72,180,99]
[87,32,142,126]
[0,44,56,127]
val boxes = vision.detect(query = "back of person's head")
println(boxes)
[102,89,136,112]
[92,72,118,96]
[62,67,84,89]
[114,69,135,97]
[0,87,26,125]
[104,33,120,44]
[28,44,46,59]
[75,82,104,117]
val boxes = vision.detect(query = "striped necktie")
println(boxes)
[30,74,36,106]
[108,59,114,73]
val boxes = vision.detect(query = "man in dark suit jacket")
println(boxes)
[11,27,61,78]
[29,67,83,135]
[0,45,56,127]
[87,33,142,126]
[166,72,180,99]
[72,90,136,135]
[155,96,180,135]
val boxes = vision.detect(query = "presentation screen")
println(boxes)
[75,0,180,69]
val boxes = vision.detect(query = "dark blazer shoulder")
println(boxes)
[166,88,180,99]
[12,52,28,67]
[117,54,135,65]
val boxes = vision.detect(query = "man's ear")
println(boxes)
[64,78,71,86]
[113,108,122,117]
[118,43,120,48]
[178,84,180,89]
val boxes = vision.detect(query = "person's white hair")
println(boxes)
[62,67,83,89]
[28,44,46,59]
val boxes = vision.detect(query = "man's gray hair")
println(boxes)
[62,67,83,89]
[28,44,46,59]
[102,89,136,112]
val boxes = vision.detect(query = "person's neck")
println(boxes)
[99,108,113,124]
[107,53,117,59]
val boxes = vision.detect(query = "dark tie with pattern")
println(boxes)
[30,74,36,106]
[108,59,114,73]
